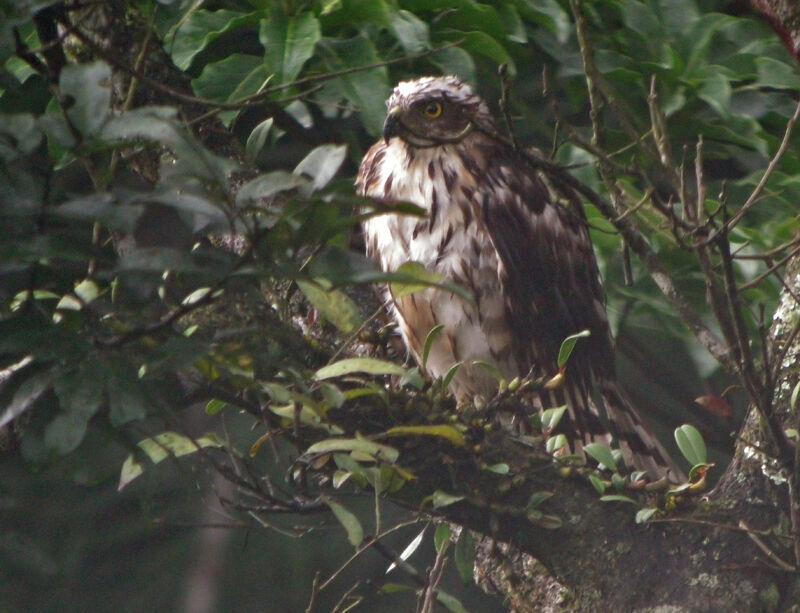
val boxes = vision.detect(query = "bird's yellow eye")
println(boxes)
[422,102,443,119]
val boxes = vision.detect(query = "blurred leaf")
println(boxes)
[314,357,407,380]
[305,437,399,463]
[118,432,222,490]
[755,57,800,91]
[319,35,390,137]
[545,433,566,453]
[260,9,320,86]
[436,590,469,613]
[460,31,516,77]
[429,490,464,509]
[59,61,111,137]
[434,523,451,553]
[379,424,466,447]
[297,279,363,334]
[694,395,732,419]
[636,507,659,523]
[323,497,364,547]
[422,323,445,368]
[236,171,307,207]
[600,495,638,505]
[454,528,476,584]
[541,405,567,431]
[674,424,707,466]
[293,143,347,193]
[169,9,258,70]
[0,369,56,429]
[389,9,430,54]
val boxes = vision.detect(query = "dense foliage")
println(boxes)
[2,0,800,610]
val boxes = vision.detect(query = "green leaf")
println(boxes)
[442,362,462,390]
[205,399,227,415]
[460,31,516,77]
[44,413,88,455]
[319,35,390,137]
[472,360,503,382]
[169,9,258,70]
[454,529,476,584]
[59,61,111,137]
[583,442,618,472]
[755,57,800,91]
[304,437,399,463]
[434,523,451,553]
[323,497,364,547]
[379,424,466,447]
[235,170,307,207]
[545,433,567,453]
[387,527,425,573]
[527,491,554,509]
[390,261,472,301]
[588,474,606,495]
[541,406,567,431]
[0,369,57,429]
[293,144,348,193]
[319,382,345,409]
[314,357,407,380]
[260,9,321,86]
[600,495,638,505]
[118,432,223,490]
[674,424,707,466]
[429,490,465,509]
[635,508,659,524]
[790,381,800,413]
[557,329,591,368]
[485,463,509,475]
[245,117,273,162]
[422,324,445,369]
[388,9,430,54]
[436,590,469,613]
[297,279,363,334]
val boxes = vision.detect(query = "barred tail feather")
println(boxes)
[599,379,686,483]
[543,380,685,483]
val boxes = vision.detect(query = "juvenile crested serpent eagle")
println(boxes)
[356,75,682,482]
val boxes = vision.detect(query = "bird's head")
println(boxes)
[382,76,491,147]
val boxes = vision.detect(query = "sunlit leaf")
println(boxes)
[118,432,222,490]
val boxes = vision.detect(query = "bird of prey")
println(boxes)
[356,75,682,481]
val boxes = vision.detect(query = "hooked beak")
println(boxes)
[383,105,402,143]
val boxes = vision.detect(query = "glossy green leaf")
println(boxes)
[314,357,407,380]
[674,424,707,466]
[293,144,347,193]
[386,527,425,573]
